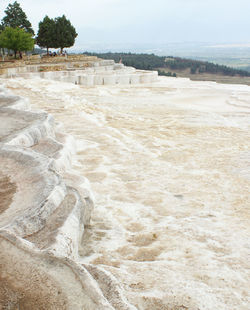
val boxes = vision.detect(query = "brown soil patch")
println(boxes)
[0,173,17,214]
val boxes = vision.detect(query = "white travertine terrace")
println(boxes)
[1,67,250,309]
[2,59,158,86]
[0,86,136,309]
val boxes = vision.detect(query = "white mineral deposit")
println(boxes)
[0,72,249,309]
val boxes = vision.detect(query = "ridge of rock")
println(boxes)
[0,87,134,309]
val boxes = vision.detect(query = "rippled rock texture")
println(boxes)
[0,86,135,310]
[1,73,250,310]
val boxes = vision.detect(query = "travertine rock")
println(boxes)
[0,90,134,309]
[1,59,158,86]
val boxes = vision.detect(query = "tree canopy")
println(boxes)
[36,15,77,53]
[54,15,77,52]
[0,27,34,58]
[36,16,56,54]
[85,52,250,78]
[2,1,34,35]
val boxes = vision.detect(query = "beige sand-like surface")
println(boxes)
[2,76,250,309]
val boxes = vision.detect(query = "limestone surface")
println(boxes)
[2,59,158,86]
[3,76,249,310]
[0,87,135,309]
[1,62,250,310]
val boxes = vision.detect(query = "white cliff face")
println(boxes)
[1,75,250,310]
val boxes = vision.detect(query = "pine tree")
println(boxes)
[36,16,56,54]
[2,1,34,35]
[54,15,77,53]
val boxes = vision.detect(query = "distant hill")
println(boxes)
[84,52,250,79]
[32,47,47,55]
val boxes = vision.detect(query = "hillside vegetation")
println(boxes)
[84,52,250,81]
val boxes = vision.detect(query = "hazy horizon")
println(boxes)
[0,0,250,50]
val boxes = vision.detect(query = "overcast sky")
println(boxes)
[0,0,249,48]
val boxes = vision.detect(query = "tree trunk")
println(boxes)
[47,47,49,55]
[60,47,63,54]
[14,51,17,59]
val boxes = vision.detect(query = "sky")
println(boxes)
[0,0,250,49]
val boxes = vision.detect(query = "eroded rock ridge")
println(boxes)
[0,85,135,310]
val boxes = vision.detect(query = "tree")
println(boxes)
[0,27,34,58]
[190,66,197,74]
[54,15,77,53]
[2,1,34,35]
[36,16,56,55]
